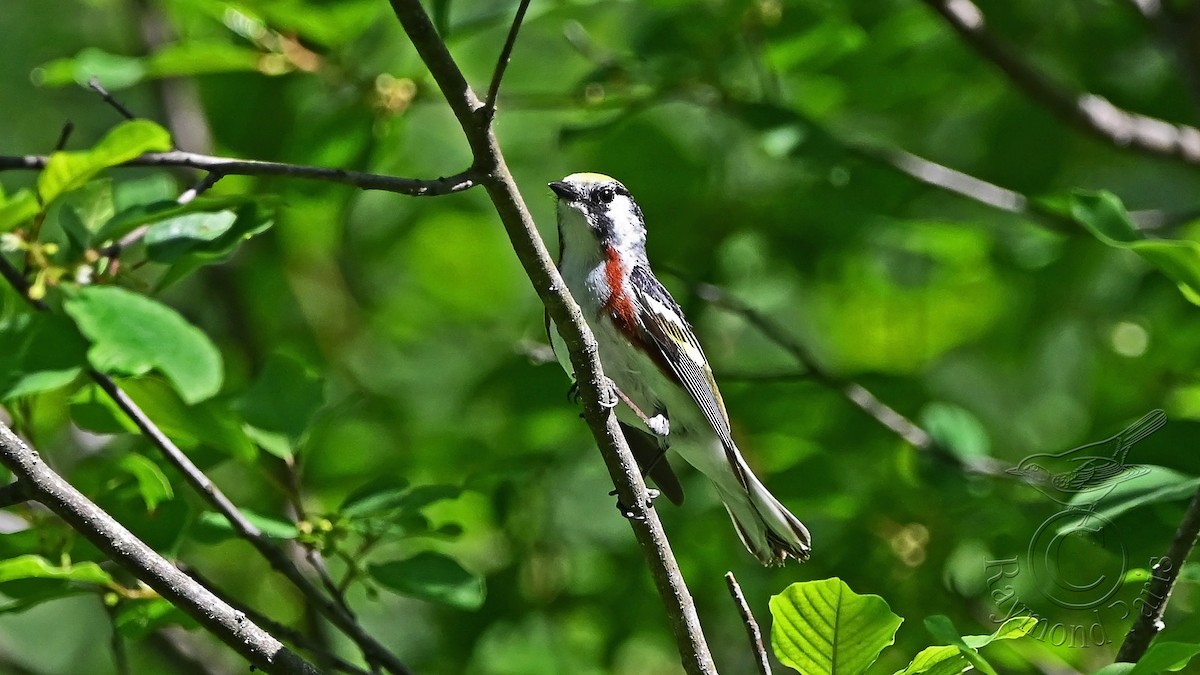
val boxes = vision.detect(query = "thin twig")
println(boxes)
[88,77,138,121]
[53,122,75,152]
[1115,486,1200,663]
[0,479,33,507]
[920,0,1200,166]
[724,572,771,675]
[484,0,533,115]
[0,151,479,196]
[0,423,320,674]
[387,2,717,673]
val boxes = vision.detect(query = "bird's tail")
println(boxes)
[713,453,811,566]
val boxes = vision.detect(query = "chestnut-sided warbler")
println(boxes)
[547,173,811,565]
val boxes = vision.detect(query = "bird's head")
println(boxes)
[1007,460,1052,485]
[549,173,648,262]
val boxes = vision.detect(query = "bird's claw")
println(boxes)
[609,487,660,521]
[599,378,620,409]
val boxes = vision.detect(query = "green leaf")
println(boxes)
[37,121,172,205]
[1093,666,1134,675]
[0,554,112,587]
[191,510,298,543]
[116,454,173,511]
[921,616,994,675]
[369,552,485,610]
[1125,641,1200,674]
[34,48,146,89]
[340,477,412,517]
[897,617,1037,675]
[146,42,263,78]
[1057,466,1200,535]
[770,577,903,675]
[0,189,39,232]
[0,313,89,400]
[144,211,240,262]
[62,285,223,404]
[0,554,114,614]
[95,194,262,244]
[234,352,325,459]
[1070,191,1200,305]
[153,203,274,289]
[113,598,196,640]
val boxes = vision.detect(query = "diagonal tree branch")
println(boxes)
[694,283,1009,478]
[725,572,771,675]
[0,254,412,675]
[387,1,716,672]
[1116,486,1200,663]
[0,151,479,196]
[0,423,320,675]
[920,0,1200,165]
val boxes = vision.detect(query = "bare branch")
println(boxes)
[387,1,716,672]
[724,572,771,675]
[0,423,320,675]
[485,0,533,115]
[1116,486,1200,663]
[0,151,479,196]
[179,563,370,675]
[920,0,1200,165]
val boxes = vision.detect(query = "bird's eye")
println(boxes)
[595,186,615,204]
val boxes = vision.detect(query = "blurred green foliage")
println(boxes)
[2,0,1200,673]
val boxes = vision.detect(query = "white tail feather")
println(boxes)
[714,457,811,566]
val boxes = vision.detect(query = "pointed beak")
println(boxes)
[548,181,578,200]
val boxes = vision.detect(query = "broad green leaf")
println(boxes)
[1057,466,1200,535]
[0,554,112,588]
[234,352,325,458]
[147,42,263,78]
[113,598,196,639]
[34,48,146,89]
[153,203,274,289]
[62,285,222,404]
[191,510,299,543]
[1126,641,1200,674]
[144,211,239,262]
[0,189,39,232]
[923,616,996,675]
[1093,666,1134,675]
[898,618,1037,675]
[398,485,463,512]
[36,44,265,90]
[95,194,262,244]
[369,552,485,610]
[116,454,174,511]
[38,121,172,205]
[0,313,88,400]
[770,577,903,675]
[340,477,413,517]
[1070,191,1200,305]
